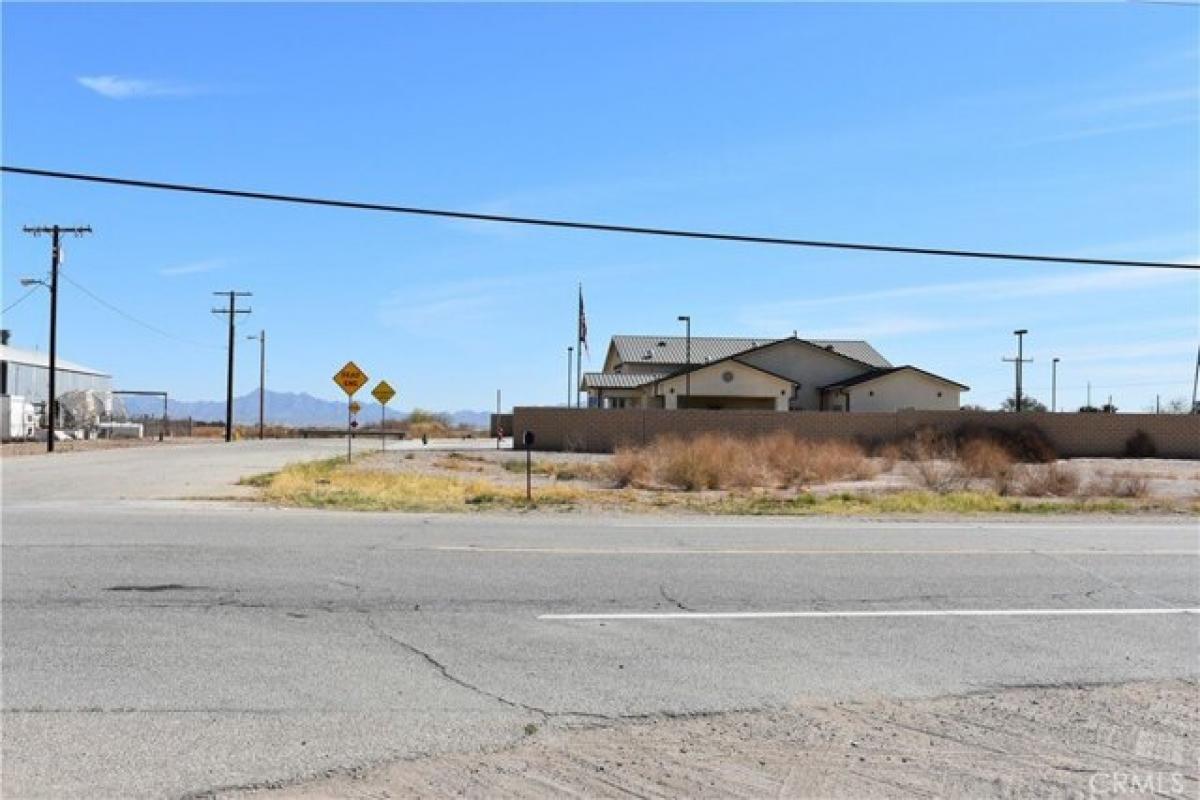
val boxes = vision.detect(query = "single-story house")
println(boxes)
[581,335,967,412]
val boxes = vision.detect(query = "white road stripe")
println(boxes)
[438,546,1197,556]
[539,608,1200,621]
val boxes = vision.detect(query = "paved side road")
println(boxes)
[2,502,1197,799]
[1,437,507,503]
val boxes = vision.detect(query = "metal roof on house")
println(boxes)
[821,366,969,391]
[580,371,667,389]
[610,336,891,369]
[0,344,111,377]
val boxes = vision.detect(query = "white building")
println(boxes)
[0,336,113,407]
[582,335,967,412]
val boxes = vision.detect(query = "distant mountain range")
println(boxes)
[121,390,490,429]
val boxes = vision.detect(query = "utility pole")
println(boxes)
[23,225,91,453]
[567,345,574,408]
[1002,329,1031,412]
[678,315,691,404]
[247,330,266,439]
[211,291,252,442]
[1051,357,1060,413]
[1192,343,1199,414]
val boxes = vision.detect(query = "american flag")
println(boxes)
[577,285,588,354]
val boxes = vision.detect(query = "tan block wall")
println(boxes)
[512,407,1200,458]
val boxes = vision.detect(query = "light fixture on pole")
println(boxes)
[1051,357,1060,413]
[677,315,691,403]
[246,330,266,439]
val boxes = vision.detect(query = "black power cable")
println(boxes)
[3,166,1196,270]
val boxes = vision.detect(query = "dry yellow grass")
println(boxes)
[250,457,589,511]
[239,454,1192,517]
[606,433,876,491]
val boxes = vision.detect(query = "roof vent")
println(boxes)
[643,350,653,359]
[825,345,835,351]
[656,340,666,347]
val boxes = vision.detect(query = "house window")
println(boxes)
[937,391,943,397]
[868,390,874,396]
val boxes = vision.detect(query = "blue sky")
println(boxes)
[3,2,1197,412]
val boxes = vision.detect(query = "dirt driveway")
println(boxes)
[237,680,1198,799]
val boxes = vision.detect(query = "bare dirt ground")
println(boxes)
[235,680,1198,799]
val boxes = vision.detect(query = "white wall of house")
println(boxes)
[844,371,961,412]
[656,361,791,410]
[739,340,866,410]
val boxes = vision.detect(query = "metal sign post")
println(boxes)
[522,430,535,502]
[333,361,368,464]
[371,380,396,452]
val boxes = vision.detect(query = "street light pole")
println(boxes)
[1003,329,1031,412]
[247,330,266,439]
[1051,357,1059,413]
[677,315,691,404]
[23,225,91,453]
[567,345,574,408]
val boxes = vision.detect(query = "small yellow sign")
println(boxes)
[333,361,368,396]
[349,401,362,414]
[371,380,397,405]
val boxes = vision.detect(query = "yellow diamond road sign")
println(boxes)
[333,361,368,396]
[372,380,396,405]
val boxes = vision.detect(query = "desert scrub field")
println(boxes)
[608,433,877,490]
[240,456,611,512]
[237,439,1198,515]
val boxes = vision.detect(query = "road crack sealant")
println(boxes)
[361,613,611,722]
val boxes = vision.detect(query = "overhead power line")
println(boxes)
[3,285,42,315]
[58,269,224,351]
[3,165,1196,270]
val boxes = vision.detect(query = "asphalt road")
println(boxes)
[2,444,1198,798]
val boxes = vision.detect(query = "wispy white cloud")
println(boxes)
[786,314,1003,341]
[377,274,536,331]
[160,259,225,277]
[742,267,1195,322]
[1024,113,1197,145]
[1059,86,1200,117]
[1050,338,1198,364]
[77,75,200,99]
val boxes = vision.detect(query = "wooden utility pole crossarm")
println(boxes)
[211,291,252,442]
[22,225,92,453]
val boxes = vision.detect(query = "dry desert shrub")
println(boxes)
[899,427,967,492]
[873,442,903,472]
[760,433,877,487]
[1085,471,1151,498]
[1013,463,1080,497]
[605,433,874,491]
[959,438,1017,491]
[902,427,956,462]
[608,447,652,488]
[908,459,969,493]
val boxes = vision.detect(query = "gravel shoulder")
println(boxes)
[234,679,1199,799]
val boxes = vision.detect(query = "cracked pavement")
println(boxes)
[3,445,1198,798]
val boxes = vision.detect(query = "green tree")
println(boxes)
[1000,395,1048,413]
